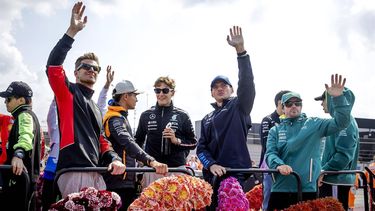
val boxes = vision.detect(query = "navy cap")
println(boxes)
[0,81,33,98]
[210,75,232,88]
[281,92,302,104]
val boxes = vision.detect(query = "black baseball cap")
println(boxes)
[314,91,326,101]
[0,81,33,98]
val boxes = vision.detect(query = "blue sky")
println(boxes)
[1,0,374,129]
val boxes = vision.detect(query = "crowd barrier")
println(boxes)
[52,166,193,197]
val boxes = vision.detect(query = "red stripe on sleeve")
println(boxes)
[47,66,74,149]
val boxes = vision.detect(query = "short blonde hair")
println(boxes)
[75,52,100,69]
[154,76,176,89]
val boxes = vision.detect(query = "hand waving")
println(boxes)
[325,74,346,97]
[104,65,114,89]
[66,2,87,38]
[226,26,245,53]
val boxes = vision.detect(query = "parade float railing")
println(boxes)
[208,168,302,210]
[365,167,375,210]
[317,170,369,211]
[52,166,193,197]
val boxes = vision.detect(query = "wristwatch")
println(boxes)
[14,151,24,159]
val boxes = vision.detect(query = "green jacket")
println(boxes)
[266,94,351,192]
[321,88,359,185]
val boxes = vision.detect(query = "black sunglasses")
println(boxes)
[284,101,302,108]
[154,88,173,94]
[77,63,101,73]
[5,97,13,103]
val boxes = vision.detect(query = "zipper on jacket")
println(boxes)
[309,158,313,182]
[161,107,164,154]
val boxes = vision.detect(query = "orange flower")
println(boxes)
[129,174,213,210]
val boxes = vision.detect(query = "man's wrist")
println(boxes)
[175,138,182,145]
[14,149,25,159]
[237,50,247,57]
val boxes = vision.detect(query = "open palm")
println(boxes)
[227,26,244,48]
[325,74,346,97]
[70,2,87,32]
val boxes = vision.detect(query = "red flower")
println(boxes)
[245,184,263,210]
[285,197,344,211]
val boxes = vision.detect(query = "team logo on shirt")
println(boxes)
[149,113,156,120]
[171,114,178,121]
[278,129,287,142]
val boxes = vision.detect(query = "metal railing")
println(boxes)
[53,166,193,197]
[206,168,302,211]
[211,168,302,201]
[0,165,31,210]
[318,170,369,211]
[364,167,375,209]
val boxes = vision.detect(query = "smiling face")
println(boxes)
[282,97,303,118]
[211,81,233,105]
[74,59,100,88]
[154,82,174,107]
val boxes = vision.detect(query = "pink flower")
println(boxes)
[217,177,249,211]
[49,187,121,211]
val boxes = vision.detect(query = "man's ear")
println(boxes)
[74,70,78,77]
[18,97,26,105]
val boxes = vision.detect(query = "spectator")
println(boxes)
[0,81,41,210]
[259,90,290,211]
[45,2,125,198]
[316,88,359,211]
[135,76,197,187]
[187,155,199,170]
[197,26,255,210]
[266,74,351,210]
[102,80,168,210]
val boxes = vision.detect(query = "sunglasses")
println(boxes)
[5,96,17,103]
[284,101,303,108]
[77,63,101,73]
[154,88,173,94]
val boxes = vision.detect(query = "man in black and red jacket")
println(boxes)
[45,2,125,198]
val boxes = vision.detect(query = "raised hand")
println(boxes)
[325,74,346,97]
[66,2,88,38]
[226,26,245,53]
[104,65,114,89]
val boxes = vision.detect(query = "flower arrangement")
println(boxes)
[285,197,344,211]
[217,177,249,211]
[48,187,121,211]
[128,174,213,210]
[245,184,262,211]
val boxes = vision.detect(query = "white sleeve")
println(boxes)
[47,99,60,158]
[97,87,109,114]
